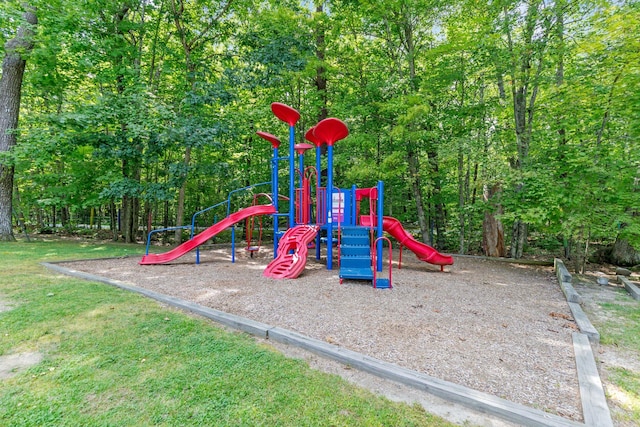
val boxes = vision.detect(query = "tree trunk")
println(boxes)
[36,206,43,229]
[314,3,328,123]
[163,199,170,245]
[482,184,506,257]
[407,145,430,245]
[458,146,465,253]
[510,220,527,259]
[503,2,544,258]
[61,206,70,229]
[428,148,445,249]
[174,146,191,243]
[123,195,134,243]
[109,201,118,241]
[0,6,37,241]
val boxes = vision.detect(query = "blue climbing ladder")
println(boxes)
[339,226,374,283]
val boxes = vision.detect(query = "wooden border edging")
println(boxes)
[553,260,597,341]
[555,259,573,282]
[619,276,640,300]
[553,260,614,427]
[568,302,600,344]
[573,333,613,427]
[268,327,583,427]
[555,259,582,304]
[561,281,583,304]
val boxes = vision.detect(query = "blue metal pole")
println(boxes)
[315,145,322,260]
[289,125,295,228]
[351,184,357,225]
[376,180,384,272]
[231,225,236,263]
[298,153,304,183]
[327,144,334,270]
[298,151,305,226]
[273,147,279,258]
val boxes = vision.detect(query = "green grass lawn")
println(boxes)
[0,239,453,426]
[590,289,640,426]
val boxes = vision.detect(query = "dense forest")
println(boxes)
[1,0,638,269]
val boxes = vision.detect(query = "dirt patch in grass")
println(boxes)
[0,298,13,313]
[0,352,44,380]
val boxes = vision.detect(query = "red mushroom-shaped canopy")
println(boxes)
[271,102,300,126]
[313,118,349,146]
[304,126,323,147]
[294,143,314,155]
[256,131,281,149]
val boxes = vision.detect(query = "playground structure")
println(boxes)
[140,103,454,286]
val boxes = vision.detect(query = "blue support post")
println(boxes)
[351,184,357,225]
[298,152,304,182]
[289,125,295,228]
[231,225,236,263]
[273,147,279,257]
[376,180,384,272]
[327,144,334,270]
[315,144,322,260]
[298,149,306,226]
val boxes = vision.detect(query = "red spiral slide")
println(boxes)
[263,225,319,279]
[360,215,454,268]
[140,204,276,265]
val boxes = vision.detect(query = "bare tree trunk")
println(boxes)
[163,199,170,244]
[0,6,37,241]
[169,0,233,244]
[427,148,446,249]
[510,220,527,259]
[458,146,465,253]
[407,146,431,245]
[174,146,191,243]
[504,2,544,258]
[314,2,328,123]
[109,201,118,241]
[482,184,506,257]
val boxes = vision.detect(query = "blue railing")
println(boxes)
[144,181,273,262]
[144,225,192,255]
[191,182,270,263]
[190,200,228,239]
[225,182,270,216]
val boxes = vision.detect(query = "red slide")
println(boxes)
[140,205,276,265]
[360,215,454,267]
[263,225,319,279]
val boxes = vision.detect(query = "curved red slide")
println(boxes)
[140,205,276,265]
[360,215,454,267]
[263,225,318,279]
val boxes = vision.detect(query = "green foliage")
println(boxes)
[6,0,639,253]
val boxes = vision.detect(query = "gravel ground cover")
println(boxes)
[60,245,583,422]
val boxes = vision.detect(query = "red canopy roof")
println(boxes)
[304,126,322,147]
[256,131,281,149]
[271,102,300,126]
[313,118,349,146]
[294,143,314,154]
